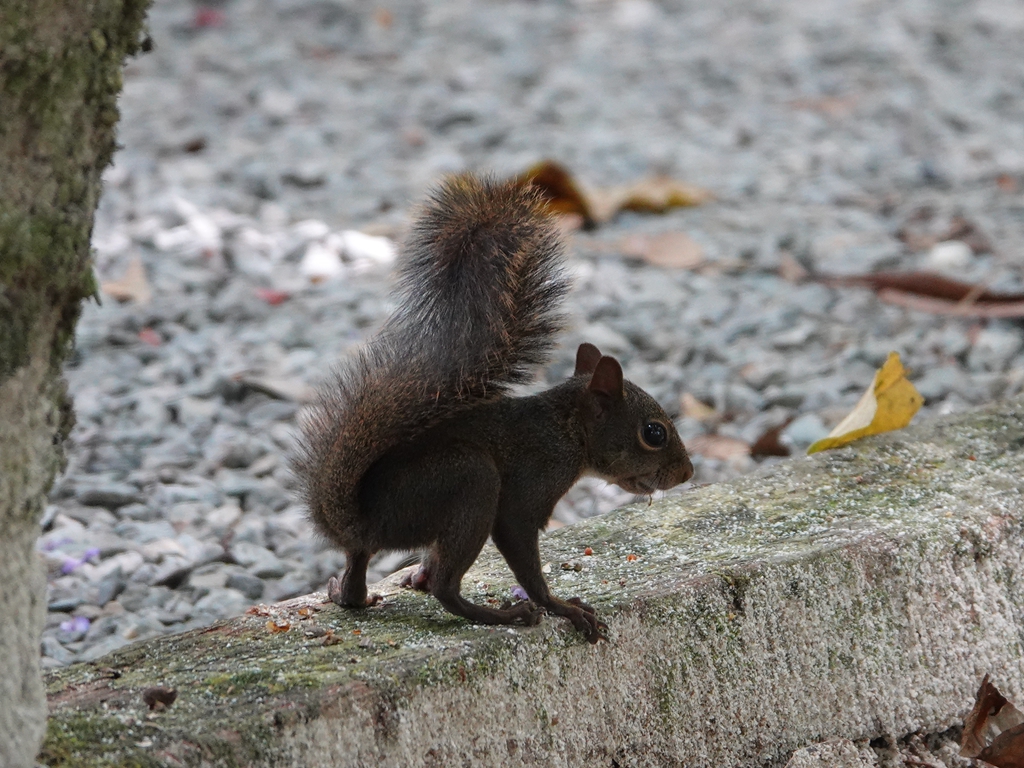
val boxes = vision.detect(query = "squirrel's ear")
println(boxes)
[574,343,603,376]
[588,356,624,401]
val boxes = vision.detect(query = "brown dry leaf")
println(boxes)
[961,675,1024,767]
[267,619,291,633]
[979,725,1024,768]
[778,252,809,283]
[876,291,1024,319]
[518,160,595,227]
[142,686,178,711]
[681,393,718,422]
[245,604,272,616]
[515,162,712,226]
[621,232,705,269]
[686,434,750,461]
[589,176,714,223]
[750,421,793,458]
[819,271,1024,318]
[322,630,343,647]
[997,174,1018,193]
[616,176,714,213]
[101,256,151,305]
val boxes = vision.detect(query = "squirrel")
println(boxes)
[292,174,693,644]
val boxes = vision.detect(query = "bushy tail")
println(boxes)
[292,175,567,547]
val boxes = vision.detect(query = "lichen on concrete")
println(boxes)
[2,3,151,765]
[41,398,1024,767]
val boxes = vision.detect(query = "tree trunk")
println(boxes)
[0,2,149,765]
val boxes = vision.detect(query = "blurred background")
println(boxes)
[42,0,1024,666]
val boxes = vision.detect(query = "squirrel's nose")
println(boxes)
[657,450,693,490]
[675,452,694,486]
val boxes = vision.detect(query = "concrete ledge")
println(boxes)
[41,399,1024,767]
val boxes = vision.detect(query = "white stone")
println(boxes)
[300,241,344,282]
[926,240,972,272]
[341,230,396,269]
[291,219,330,241]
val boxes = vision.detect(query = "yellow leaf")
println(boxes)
[807,352,923,454]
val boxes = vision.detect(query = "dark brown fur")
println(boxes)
[292,175,692,642]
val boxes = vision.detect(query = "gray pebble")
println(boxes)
[94,574,128,607]
[41,635,76,667]
[75,482,144,510]
[192,588,251,619]
[79,635,132,663]
[914,365,967,403]
[264,572,310,602]
[226,572,265,600]
[783,414,830,449]
[114,520,177,544]
[968,326,1024,373]
[230,541,288,580]
[47,597,85,613]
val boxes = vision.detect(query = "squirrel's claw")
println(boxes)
[326,576,345,606]
[566,596,607,642]
[578,611,609,644]
[515,601,545,626]
[566,596,597,615]
[548,598,607,643]
[499,599,544,625]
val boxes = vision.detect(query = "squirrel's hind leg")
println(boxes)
[327,550,381,608]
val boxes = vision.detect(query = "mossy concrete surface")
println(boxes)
[42,398,1024,767]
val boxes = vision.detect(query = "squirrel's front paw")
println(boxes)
[570,609,608,644]
[553,598,607,643]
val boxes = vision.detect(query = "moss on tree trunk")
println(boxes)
[0,2,149,765]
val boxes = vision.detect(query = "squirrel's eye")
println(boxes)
[641,421,668,448]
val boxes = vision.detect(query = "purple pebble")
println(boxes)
[59,616,90,634]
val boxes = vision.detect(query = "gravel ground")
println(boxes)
[40,0,1024,668]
